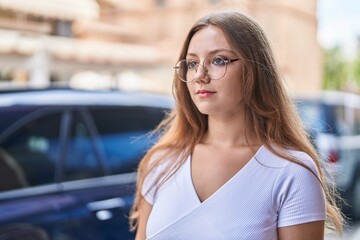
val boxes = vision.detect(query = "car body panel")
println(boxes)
[0,88,173,239]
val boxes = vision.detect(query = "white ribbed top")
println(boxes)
[142,146,326,240]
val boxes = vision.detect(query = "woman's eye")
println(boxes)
[187,61,197,69]
[212,57,226,65]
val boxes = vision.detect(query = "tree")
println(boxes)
[353,36,360,87]
[323,46,348,90]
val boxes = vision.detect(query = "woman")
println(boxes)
[130,11,343,240]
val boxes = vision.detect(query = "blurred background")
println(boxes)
[0,0,359,239]
[0,0,357,95]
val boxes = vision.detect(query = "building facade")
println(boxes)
[0,0,322,96]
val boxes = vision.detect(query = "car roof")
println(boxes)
[0,88,174,108]
[295,90,360,109]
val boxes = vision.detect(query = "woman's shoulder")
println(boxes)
[145,149,189,179]
[256,145,318,172]
[141,149,189,204]
[257,146,323,200]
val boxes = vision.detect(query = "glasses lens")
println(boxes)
[205,56,227,80]
[174,56,228,82]
[175,60,191,82]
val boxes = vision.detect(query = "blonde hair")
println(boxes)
[129,11,344,234]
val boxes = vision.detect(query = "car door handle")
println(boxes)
[87,197,128,221]
[87,197,126,211]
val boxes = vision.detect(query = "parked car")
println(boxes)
[295,91,360,221]
[0,88,173,239]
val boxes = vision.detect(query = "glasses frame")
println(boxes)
[174,56,240,83]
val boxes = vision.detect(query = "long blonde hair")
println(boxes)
[130,11,343,234]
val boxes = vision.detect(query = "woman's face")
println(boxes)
[186,25,245,118]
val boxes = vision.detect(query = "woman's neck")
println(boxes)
[203,114,259,148]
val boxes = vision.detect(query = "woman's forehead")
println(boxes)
[187,25,233,56]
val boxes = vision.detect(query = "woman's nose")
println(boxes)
[193,64,210,83]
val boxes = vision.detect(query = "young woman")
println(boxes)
[130,11,343,240]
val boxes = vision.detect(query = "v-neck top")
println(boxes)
[142,146,326,239]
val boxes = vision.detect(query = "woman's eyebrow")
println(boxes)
[186,48,236,57]
[209,48,236,55]
[186,53,197,58]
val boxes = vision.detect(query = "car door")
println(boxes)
[58,105,167,239]
[55,107,138,240]
[56,105,168,239]
[0,106,126,240]
[0,107,67,239]
[0,104,167,239]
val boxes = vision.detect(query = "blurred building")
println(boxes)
[0,0,321,95]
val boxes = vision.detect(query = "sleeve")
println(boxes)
[141,151,170,205]
[274,156,326,227]
[141,166,159,205]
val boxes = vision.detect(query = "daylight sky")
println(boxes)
[317,0,360,57]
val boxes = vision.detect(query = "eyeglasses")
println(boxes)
[174,56,240,83]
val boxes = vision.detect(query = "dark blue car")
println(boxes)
[0,88,173,239]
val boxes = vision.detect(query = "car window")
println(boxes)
[337,105,360,136]
[63,111,103,181]
[333,105,352,135]
[355,108,360,135]
[0,106,39,134]
[296,100,338,135]
[0,112,60,190]
[89,106,166,174]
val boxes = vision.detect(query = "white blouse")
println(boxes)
[142,146,326,240]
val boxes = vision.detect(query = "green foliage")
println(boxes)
[322,45,360,92]
[323,46,348,90]
[353,54,360,87]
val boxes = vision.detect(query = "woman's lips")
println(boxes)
[196,90,216,98]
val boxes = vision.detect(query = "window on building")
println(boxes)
[156,0,166,7]
[53,20,72,37]
[208,0,220,4]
